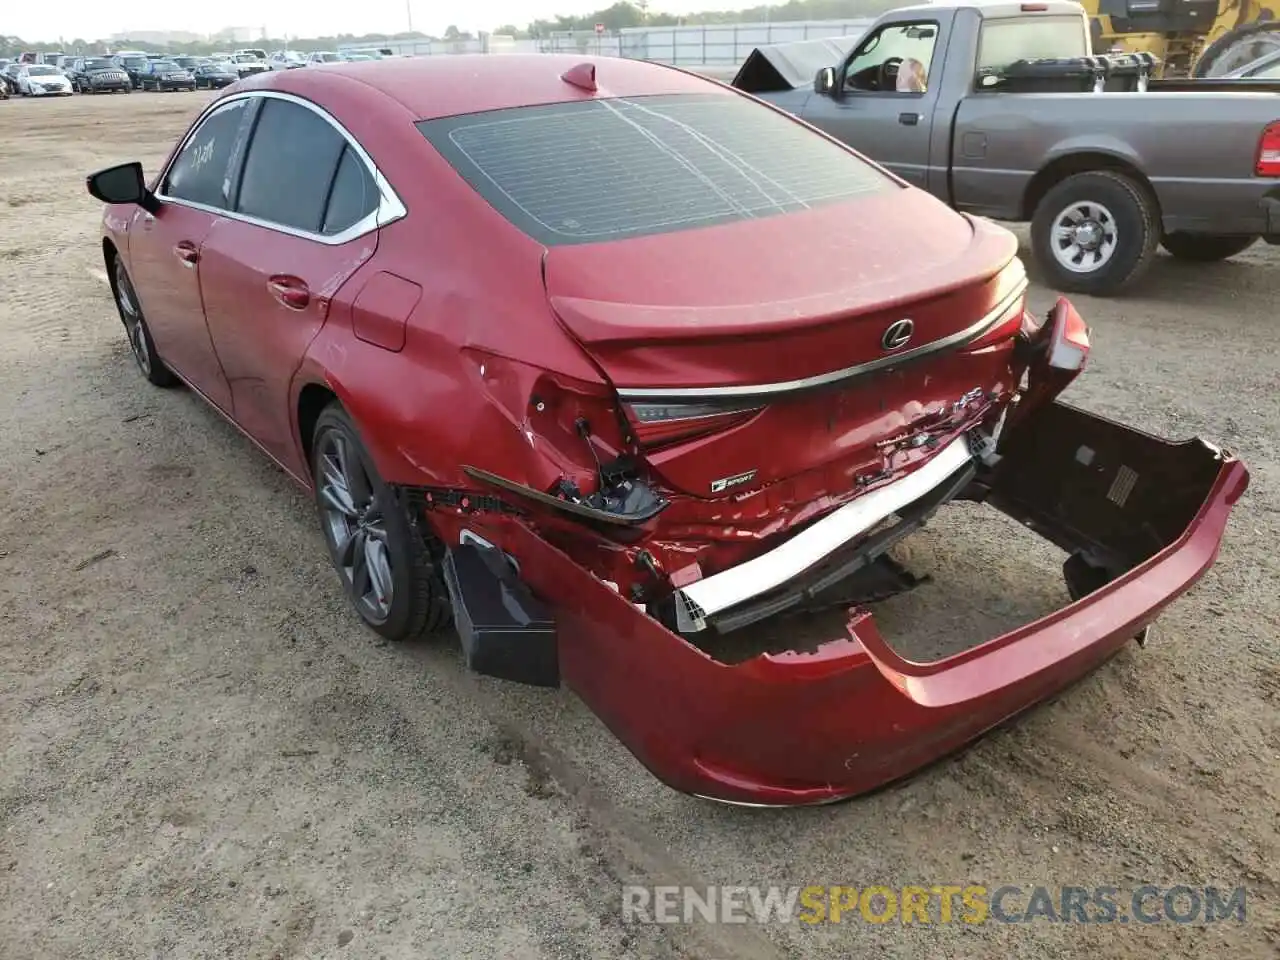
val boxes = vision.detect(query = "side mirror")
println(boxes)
[814,66,837,95]
[86,161,156,211]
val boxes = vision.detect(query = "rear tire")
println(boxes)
[1159,232,1258,262]
[1031,171,1159,296]
[310,404,452,643]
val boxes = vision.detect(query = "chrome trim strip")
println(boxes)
[674,435,974,630]
[152,90,406,246]
[615,277,1027,403]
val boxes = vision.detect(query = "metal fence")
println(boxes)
[344,18,874,67]
[619,19,873,65]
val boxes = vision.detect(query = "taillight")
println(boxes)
[1045,297,1090,372]
[1257,122,1280,177]
[623,401,762,449]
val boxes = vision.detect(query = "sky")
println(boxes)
[7,0,750,43]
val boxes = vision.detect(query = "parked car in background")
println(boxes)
[139,60,196,92]
[232,53,271,78]
[85,56,1248,806]
[1224,47,1280,78]
[171,57,204,73]
[339,52,374,62]
[117,56,152,89]
[194,62,239,89]
[2,64,22,94]
[307,51,343,65]
[268,50,307,70]
[70,57,132,94]
[15,64,73,96]
[234,48,269,62]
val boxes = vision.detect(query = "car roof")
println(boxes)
[250,53,729,121]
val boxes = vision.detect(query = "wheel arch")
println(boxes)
[1021,151,1160,223]
[296,381,340,468]
[102,237,122,298]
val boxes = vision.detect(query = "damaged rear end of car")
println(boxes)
[404,79,1248,805]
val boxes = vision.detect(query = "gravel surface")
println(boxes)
[0,93,1276,960]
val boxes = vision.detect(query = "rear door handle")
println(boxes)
[173,241,199,268]
[898,112,921,126]
[268,275,311,311]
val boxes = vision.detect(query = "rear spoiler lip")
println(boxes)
[614,276,1028,404]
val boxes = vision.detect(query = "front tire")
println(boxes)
[1031,171,1159,296]
[1160,232,1258,262]
[111,259,178,387]
[311,404,451,642]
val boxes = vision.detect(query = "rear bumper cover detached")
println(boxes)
[501,400,1247,806]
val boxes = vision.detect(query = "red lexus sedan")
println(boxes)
[87,56,1248,806]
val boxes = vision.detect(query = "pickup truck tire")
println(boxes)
[1159,233,1258,262]
[1031,171,1158,296]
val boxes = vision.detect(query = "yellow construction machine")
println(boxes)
[1086,0,1280,76]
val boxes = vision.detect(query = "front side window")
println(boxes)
[236,99,350,233]
[163,99,252,209]
[843,23,939,93]
[418,92,894,246]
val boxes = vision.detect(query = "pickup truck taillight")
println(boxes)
[1258,122,1280,177]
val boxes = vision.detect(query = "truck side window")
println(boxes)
[843,23,938,94]
[976,16,1088,74]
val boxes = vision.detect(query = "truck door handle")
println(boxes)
[899,112,921,126]
[268,275,311,310]
[173,241,199,268]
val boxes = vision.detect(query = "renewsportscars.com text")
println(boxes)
[621,884,1247,925]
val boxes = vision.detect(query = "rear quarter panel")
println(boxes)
[285,80,609,491]
[952,92,1279,232]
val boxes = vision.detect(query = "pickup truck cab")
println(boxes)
[737,0,1280,294]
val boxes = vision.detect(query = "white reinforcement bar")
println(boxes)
[674,435,974,631]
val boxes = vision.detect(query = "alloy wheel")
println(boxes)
[317,430,394,623]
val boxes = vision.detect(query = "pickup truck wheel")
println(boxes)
[1031,171,1158,296]
[1159,233,1258,262]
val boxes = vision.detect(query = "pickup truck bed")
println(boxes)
[728,0,1280,295]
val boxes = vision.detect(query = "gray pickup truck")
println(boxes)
[729,0,1280,295]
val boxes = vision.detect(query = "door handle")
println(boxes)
[173,241,199,268]
[268,275,311,311]
[898,112,921,126]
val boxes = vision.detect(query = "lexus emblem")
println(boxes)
[881,319,914,351]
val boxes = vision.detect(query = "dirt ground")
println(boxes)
[0,92,1276,960]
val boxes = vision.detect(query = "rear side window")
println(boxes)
[163,99,252,209]
[976,16,1089,73]
[418,93,895,245]
[322,146,379,235]
[237,99,347,232]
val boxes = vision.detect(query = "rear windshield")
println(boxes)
[417,93,895,246]
[976,15,1088,73]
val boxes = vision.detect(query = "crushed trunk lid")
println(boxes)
[543,190,1026,497]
